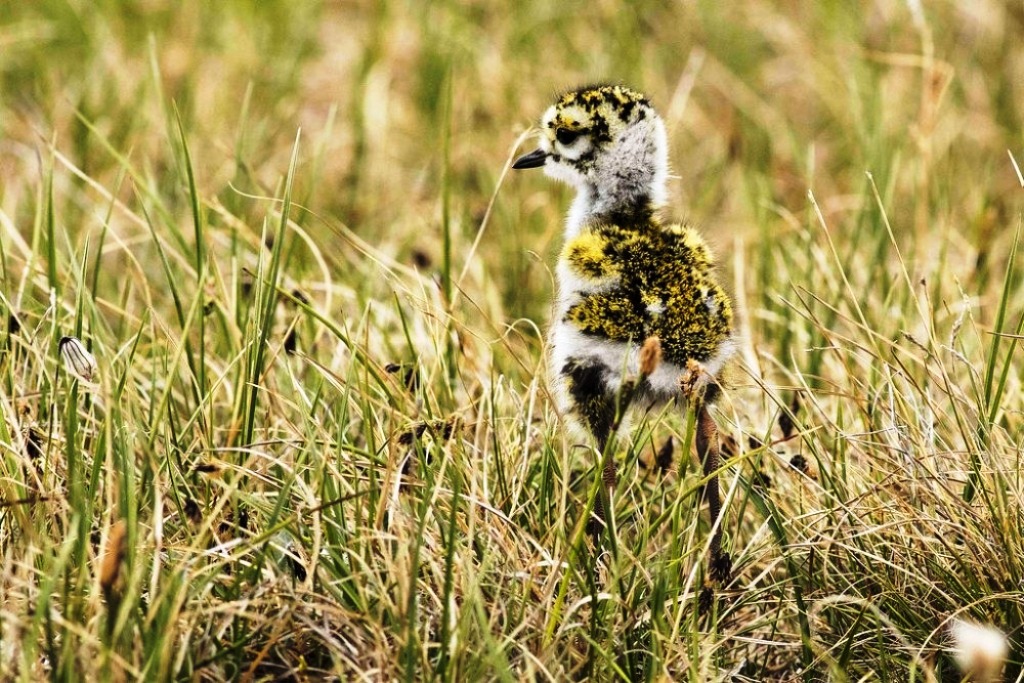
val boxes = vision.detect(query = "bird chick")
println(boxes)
[513,85,733,582]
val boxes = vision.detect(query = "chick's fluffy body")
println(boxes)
[530,86,735,431]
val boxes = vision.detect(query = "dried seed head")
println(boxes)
[679,359,707,402]
[59,336,97,381]
[385,362,420,392]
[789,454,818,479]
[284,327,298,355]
[949,618,1008,683]
[24,425,44,460]
[183,498,202,524]
[778,393,801,438]
[272,531,307,582]
[639,336,662,377]
[99,520,128,598]
[240,268,255,300]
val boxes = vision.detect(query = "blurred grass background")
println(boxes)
[1,0,1023,680]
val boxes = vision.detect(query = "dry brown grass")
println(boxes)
[1,1,1023,680]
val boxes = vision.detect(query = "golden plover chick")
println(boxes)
[513,84,733,581]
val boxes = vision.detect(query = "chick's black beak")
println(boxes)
[512,148,548,169]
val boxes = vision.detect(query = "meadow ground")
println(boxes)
[1,1,1023,680]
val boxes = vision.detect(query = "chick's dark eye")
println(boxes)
[556,128,580,145]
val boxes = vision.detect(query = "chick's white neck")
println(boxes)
[561,118,669,239]
[564,180,666,239]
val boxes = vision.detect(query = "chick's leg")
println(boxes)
[696,403,731,583]
[561,358,618,539]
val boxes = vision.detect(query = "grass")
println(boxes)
[1,0,1023,680]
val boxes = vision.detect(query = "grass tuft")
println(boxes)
[1,1,1023,680]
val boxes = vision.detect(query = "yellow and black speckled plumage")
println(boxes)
[513,84,733,583]
[561,216,732,364]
